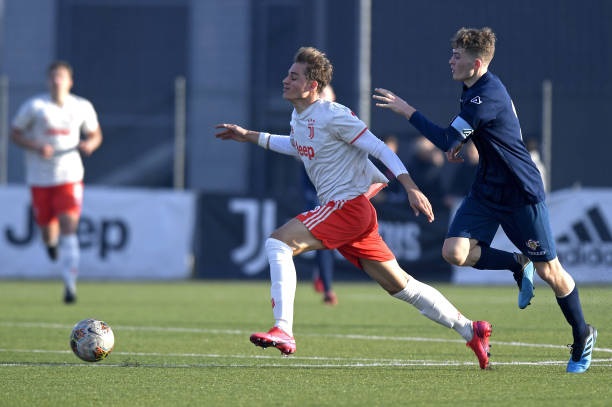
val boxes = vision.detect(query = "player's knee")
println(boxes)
[441,242,466,266]
[384,280,407,295]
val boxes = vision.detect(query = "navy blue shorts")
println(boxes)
[448,195,557,262]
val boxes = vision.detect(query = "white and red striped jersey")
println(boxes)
[12,93,99,186]
[289,100,388,205]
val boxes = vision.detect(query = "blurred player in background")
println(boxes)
[369,133,407,204]
[374,27,595,373]
[11,61,103,304]
[442,140,478,216]
[216,46,492,369]
[303,84,337,305]
[525,137,548,193]
[407,135,446,209]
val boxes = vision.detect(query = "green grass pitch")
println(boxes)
[0,280,610,406]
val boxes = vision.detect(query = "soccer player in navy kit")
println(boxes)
[373,27,596,373]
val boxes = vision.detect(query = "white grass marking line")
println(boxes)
[0,348,612,366]
[1,360,612,369]
[2,348,612,372]
[1,321,611,355]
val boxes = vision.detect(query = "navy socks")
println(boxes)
[556,287,588,344]
[473,245,521,272]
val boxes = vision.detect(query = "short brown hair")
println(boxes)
[47,60,73,77]
[294,47,333,92]
[451,27,496,64]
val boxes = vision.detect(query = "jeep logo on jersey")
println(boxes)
[294,141,315,159]
[470,96,482,104]
[45,128,71,136]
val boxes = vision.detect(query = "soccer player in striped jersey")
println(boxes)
[374,27,596,373]
[216,46,492,369]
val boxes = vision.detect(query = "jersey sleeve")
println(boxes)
[329,104,369,144]
[454,94,498,138]
[449,114,475,141]
[268,134,298,156]
[352,130,408,177]
[11,99,35,130]
[80,99,100,133]
[409,111,465,151]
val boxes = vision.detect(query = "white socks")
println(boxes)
[263,238,474,341]
[393,278,474,341]
[265,238,297,336]
[60,234,79,293]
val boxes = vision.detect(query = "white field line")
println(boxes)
[0,350,611,369]
[1,359,612,369]
[0,321,610,368]
[2,321,610,354]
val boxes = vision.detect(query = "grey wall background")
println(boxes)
[2,0,611,195]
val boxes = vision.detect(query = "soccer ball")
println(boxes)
[70,318,115,362]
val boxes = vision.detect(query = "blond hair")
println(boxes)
[294,47,333,93]
[451,27,496,64]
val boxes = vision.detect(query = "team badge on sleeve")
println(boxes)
[450,115,474,139]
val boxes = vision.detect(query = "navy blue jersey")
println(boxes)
[409,72,545,208]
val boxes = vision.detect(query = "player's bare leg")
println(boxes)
[443,237,535,309]
[534,258,574,297]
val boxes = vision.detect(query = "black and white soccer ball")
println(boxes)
[70,318,115,362]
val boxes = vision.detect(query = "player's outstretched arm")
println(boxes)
[372,88,416,119]
[215,123,260,144]
[397,173,434,223]
[373,88,462,153]
[215,124,296,156]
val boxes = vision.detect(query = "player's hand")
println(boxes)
[406,188,435,223]
[215,123,251,142]
[372,88,416,119]
[78,140,96,156]
[446,139,465,163]
[39,144,54,159]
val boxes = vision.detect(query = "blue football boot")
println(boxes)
[514,254,535,309]
[567,325,597,373]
